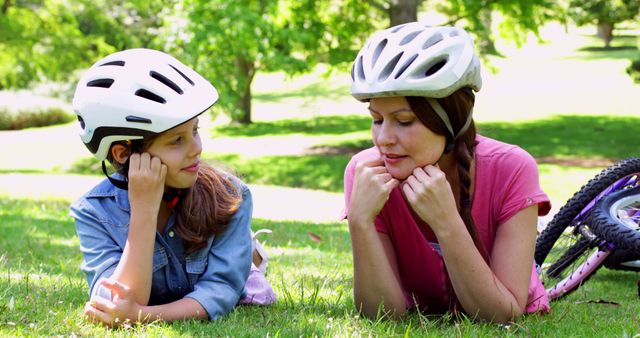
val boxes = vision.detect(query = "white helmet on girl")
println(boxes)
[72,48,218,161]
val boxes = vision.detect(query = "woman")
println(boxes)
[70,48,274,326]
[343,23,550,323]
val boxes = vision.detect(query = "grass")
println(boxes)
[2,198,640,336]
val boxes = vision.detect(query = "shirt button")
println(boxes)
[169,231,175,238]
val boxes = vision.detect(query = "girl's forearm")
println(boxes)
[111,209,158,305]
[136,297,208,323]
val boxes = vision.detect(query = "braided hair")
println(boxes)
[407,90,488,261]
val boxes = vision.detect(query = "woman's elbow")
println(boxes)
[354,296,407,320]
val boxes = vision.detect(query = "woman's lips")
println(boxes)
[383,154,406,165]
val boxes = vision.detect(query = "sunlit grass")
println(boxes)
[2,198,640,336]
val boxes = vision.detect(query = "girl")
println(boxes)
[343,23,551,323]
[70,48,274,326]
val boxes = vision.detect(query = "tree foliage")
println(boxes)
[162,0,383,123]
[568,0,640,48]
[0,0,170,90]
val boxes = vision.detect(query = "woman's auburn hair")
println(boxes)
[407,90,489,262]
[108,137,242,254]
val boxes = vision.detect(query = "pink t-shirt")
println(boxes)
[343,135,551,314]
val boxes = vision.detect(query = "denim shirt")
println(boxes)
[69,174,252,320]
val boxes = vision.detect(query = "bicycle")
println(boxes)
[534,157,640,300]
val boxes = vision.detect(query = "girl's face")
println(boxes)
[146,117,202,189]
[369,96,446,180]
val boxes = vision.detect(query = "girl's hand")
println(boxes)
[402,165,458,232]
[84,280,143,327]
[348,158,399,225]
[127,152,167,213]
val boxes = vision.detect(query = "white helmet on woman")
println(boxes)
[72,48,218,161]
[350,23,481,140]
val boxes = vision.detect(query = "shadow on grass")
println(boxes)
[212,115,371,137]
[569,34,639,60]
[479,115,640,161]
[204,153,352,193]
[253,81,349,103]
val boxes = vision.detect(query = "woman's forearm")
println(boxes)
[436,219,526,323]
[349,218,407,319]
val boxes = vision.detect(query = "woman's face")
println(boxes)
[369,96,446,180]
[145,117,202,189]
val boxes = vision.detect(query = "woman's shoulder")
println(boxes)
[475,135,535,164]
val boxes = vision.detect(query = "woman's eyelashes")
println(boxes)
[371,118,414,126]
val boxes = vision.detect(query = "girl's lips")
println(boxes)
[182,162,200,172]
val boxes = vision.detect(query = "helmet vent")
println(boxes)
[135,89,166,104]
[390,23,407,33]
[449,30,460,37]
[356,55,366,81]
[150,71,183,94]
[350,64,355,81]
[394,53,418,79]
[422,33,443,50]
[99,60,125,67]
[371,39,387,68]
[77,116,85,129]
[400,31,421,46]
[425,59,447,77]
[169,64,194,86]
[87,79,114,88]
[378,52,403,82]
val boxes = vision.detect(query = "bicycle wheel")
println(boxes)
[535,158,640,299]
[591,186,640,255]
[535,157,640,265]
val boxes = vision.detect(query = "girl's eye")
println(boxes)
[193,126,200,135]
[372,119,382,125]
[173,137,182,145]
[398,120,413,126]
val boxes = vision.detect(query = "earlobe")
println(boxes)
[110,144,130,165]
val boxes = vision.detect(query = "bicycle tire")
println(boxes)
[591,186,640,255]
[546,248,611,300]
[535,157,640,265]
[604,251,640,271]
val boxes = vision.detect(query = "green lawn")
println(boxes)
[2,198,640,336]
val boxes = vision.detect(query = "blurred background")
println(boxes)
[0,0,639,219]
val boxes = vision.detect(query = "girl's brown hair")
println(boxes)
[406,90,488,261]
[108,136,241,254]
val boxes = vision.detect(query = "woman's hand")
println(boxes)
[84,280,145,327]
[348,158,399,225]
[127,152,167,213]
[402,165,459,232]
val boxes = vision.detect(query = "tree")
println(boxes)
[165,1,383,124]
[436,0,562,51]
[0,0,171,91]
[568,0,640,48]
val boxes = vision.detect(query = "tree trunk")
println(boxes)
[236,57,256,124]
[2,0,11,15]
[478,9,499,55]
[597,21,614,49]
[388,0,421,26]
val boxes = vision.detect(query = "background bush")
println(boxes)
[0,106,74,130]
[627,57,640,83]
